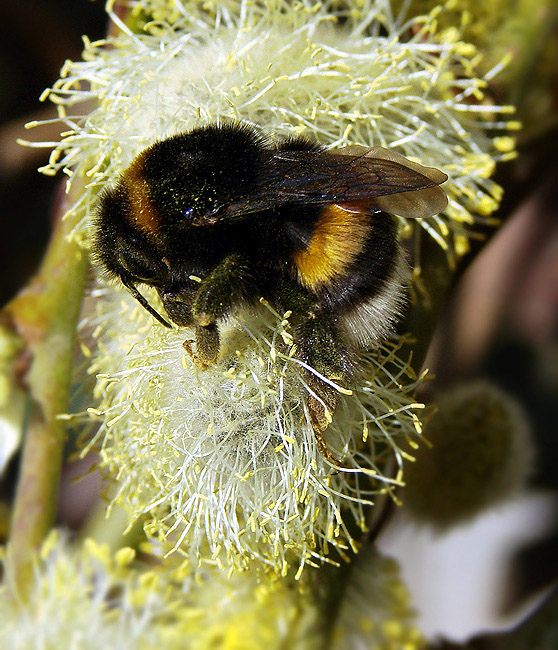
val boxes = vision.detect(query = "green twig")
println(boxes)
[4,183,88,597]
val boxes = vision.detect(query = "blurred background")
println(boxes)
[0,0,556,643]
[0,0,106,304]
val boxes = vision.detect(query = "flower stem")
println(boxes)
[4,181,88,597]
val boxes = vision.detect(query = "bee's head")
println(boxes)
[93,185,174,328]
[93,123,267,325]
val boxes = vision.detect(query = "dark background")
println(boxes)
[0,0,106,304]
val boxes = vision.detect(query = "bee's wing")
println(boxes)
[335,145,448,219]
[194,146,448,225]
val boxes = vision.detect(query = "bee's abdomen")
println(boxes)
[292,204,370,290]
[338,247,409,348]
[303,209,409,348]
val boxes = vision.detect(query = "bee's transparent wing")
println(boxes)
[192,146,448,225]
[334,145,448,219]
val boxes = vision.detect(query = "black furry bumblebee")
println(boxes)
[94,122,447,459]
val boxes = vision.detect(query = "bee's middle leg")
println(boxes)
[188,253,253,365]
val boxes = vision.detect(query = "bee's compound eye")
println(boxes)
[117,243,169,285]
[119,257,158,283]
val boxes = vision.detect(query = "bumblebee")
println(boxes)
[94,122,447,459]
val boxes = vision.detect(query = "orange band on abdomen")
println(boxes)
[293,204,370,290]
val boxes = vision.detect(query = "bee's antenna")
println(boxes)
[121,277,172,328]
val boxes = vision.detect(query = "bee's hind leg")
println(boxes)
[295,314,354,461]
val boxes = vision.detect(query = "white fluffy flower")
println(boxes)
[83,283,422,575]
[0,534,318,649]
[0,535,179,650]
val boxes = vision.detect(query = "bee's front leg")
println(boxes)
[189,253,254,365]
[183,324,220,368]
